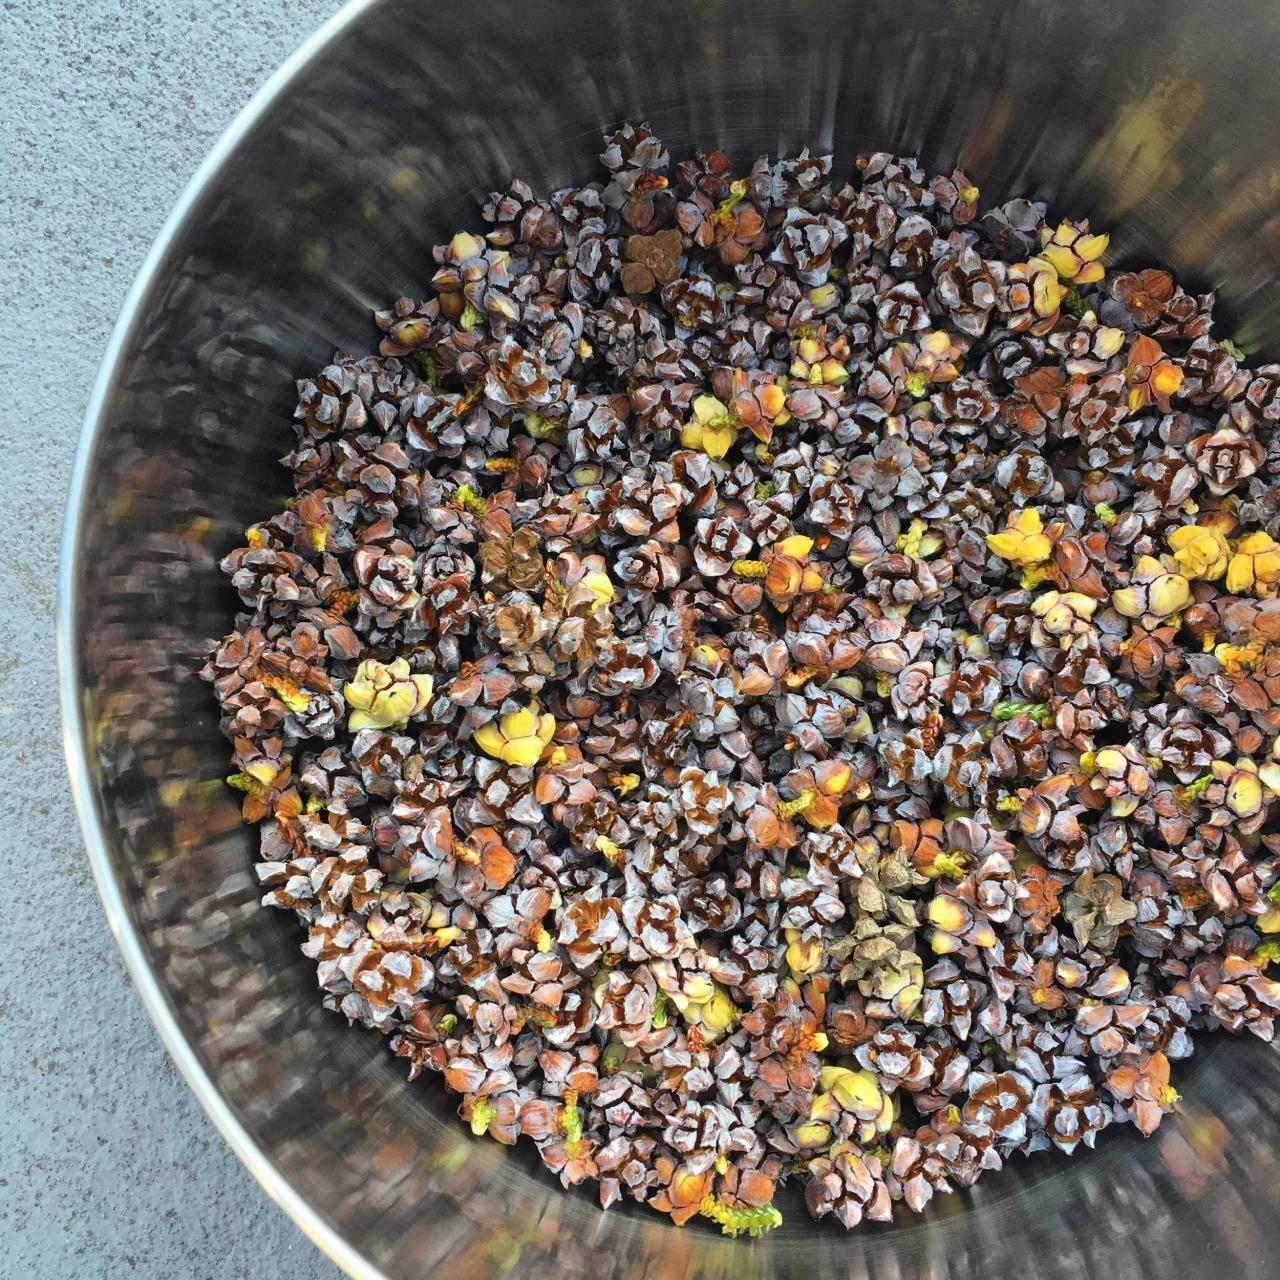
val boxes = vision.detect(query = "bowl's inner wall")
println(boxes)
[68,1,1280,1276]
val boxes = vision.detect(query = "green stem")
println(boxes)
[993,700,1052,728]
[698,1196,783,1238]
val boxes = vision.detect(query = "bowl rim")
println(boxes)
[56,2,384,1276]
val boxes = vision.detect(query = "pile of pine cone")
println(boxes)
[202,126,1280,1235]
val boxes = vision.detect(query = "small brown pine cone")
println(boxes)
[1029,1079,1111,1152]
[932,240,998,336]
[876,280,931,338]
[887,212,936,276]
[962,1070,1034,1146]
[772,208,849,285]
[485,335,560,407]
[805,1147,893,1229]
[1231,362,1280,427]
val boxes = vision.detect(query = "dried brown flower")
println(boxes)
[1061,871,1138,952]
[619,229,683,294]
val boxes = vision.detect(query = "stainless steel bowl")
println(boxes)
[59,1,1280,1276]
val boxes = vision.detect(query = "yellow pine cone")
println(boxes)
[1226,531,1280,598]
[595,834,624,865]
[1078,315,1126,361]
[818,1066,885,1120]
[1111,556,1191,620]
[1168,520,1232,581]
[1210,757,1280,818]
[1030,590,1098,648]
[343,658,433,731]
[580,571,615,608]
[927,895,969,934]
[783,927,824,975]
[1149,362,1185,402]
[776,534,815,559]
[473,704,558,767]
[927,895,998,953]
[792,1114,834,1149]
[682,984,739,1043]
[448,230,485,261]
[1025,260,1063,319]
[681,394,740,459]
[790,336,850,386]
[913,329,965,383]
[1006,260,1063,329]
[986,508,1054,567]
[1037,219,1110,284]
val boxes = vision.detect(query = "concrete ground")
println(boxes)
[0,3,347,1275]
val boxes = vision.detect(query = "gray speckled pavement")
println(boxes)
[0,3,347,1276]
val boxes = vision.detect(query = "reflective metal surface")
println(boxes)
[59,2,1280,1276]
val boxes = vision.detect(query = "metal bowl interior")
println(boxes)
[59,1,1280,1277]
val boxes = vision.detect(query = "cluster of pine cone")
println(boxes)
[203,126,1280,1234]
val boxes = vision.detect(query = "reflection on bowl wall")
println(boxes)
[59,1,1280,1277]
